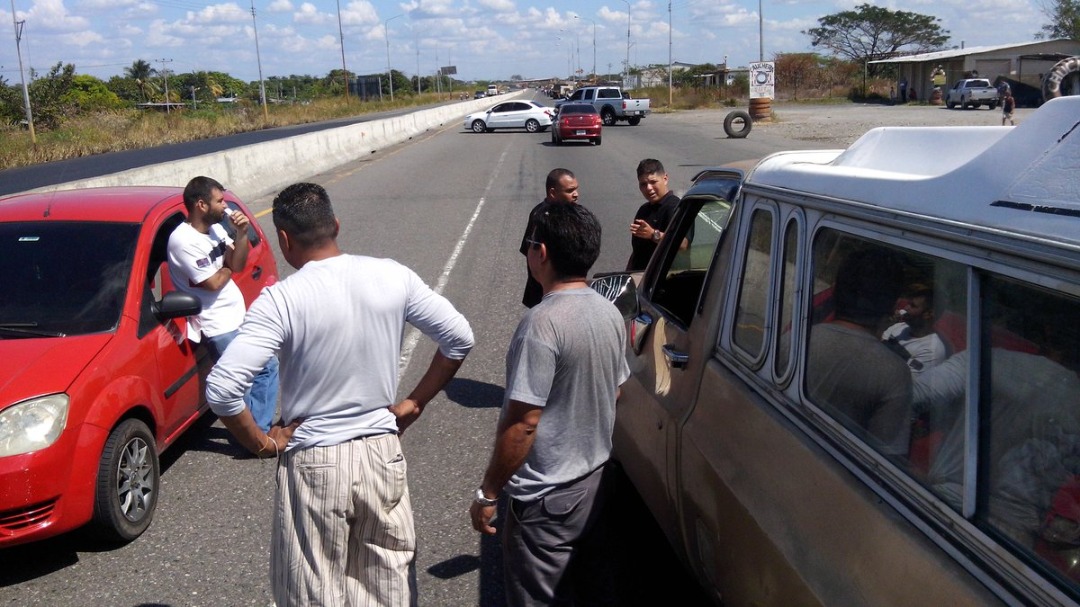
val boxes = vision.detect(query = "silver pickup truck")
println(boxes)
[945,78,999,109]
[554,86,650,125]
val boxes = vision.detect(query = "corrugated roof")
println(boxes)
[869,39,1075,64]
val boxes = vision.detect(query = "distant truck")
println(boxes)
[554,86,650,125]
[945,78,999,110]
[487,85,499,97]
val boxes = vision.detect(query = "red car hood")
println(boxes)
[0,334,112,408]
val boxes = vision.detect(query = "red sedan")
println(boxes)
[551,103,602,146]
[0,186,277,546]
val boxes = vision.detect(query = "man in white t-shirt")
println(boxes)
[167,176,279,432]
[882,283,947,375]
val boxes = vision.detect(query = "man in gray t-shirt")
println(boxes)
[471,204,629,606]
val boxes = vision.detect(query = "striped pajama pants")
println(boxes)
[270,433,417,607]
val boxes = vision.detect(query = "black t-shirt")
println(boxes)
[520,199,561,308]
[627,191,680,271]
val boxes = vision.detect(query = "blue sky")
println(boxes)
[0,0,1051,84]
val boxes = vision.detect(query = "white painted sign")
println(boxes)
[749,61,775,99]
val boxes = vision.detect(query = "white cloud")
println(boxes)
[477,0,515,12]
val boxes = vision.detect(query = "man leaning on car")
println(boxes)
[167,176,280,433]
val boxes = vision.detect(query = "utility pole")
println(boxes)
[384,14,403,102]
[157,58,173,113]
[415,30,421,95]
[9,1,35,143]
[668,0,672,105]
[250,0,268,119]
[336,0,349,100]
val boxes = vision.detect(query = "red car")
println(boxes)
[0,186,277,547]
[551,103,602,146]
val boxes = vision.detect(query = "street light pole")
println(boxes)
[9,0,34,143]
[574,16,596,81]
[384,14,403,102]
[619,0,631,87]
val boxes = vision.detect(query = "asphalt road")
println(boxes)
[0,93,835,606]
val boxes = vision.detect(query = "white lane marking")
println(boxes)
[398,144,512,377]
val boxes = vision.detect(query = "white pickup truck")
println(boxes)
[554,86,650,125]
[945,78,999,110]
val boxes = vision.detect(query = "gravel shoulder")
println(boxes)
[670,102,1034,148]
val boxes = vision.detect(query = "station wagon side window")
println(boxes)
[649,196,733,328]
[971,276,1080,589]
[773,218,800,380]
[803,229,968,476]
[732,208,775,363]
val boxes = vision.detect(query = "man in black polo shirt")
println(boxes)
[626,158,680,271]
[520,168,580,307]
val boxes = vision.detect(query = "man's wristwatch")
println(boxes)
[651,229,662,242]
[474,488,498,507]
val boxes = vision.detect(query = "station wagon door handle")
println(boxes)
[252,266,262,280]
[662,344,689,369]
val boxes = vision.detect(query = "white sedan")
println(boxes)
[464,101,554,133]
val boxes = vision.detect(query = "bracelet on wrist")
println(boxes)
[474,487,498,507]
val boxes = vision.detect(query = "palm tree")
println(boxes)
[125,59,156,102]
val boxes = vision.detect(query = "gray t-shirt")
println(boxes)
[503,286,631,501]
[806,322,912,455]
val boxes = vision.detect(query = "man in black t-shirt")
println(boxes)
[520,168,580,307]
[627,158,680,271]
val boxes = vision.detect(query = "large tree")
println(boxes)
[1036,0,1080,39]
[804,4,949,68]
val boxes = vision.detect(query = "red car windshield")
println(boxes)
[0,221,139,337]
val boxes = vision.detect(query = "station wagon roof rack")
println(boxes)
[746,96,1080,249]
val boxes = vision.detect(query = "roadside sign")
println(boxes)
[749,61,775,99]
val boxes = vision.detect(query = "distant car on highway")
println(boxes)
[0,186,277,547]
[474,90,486,99]
[464,101,553,133]
[551,103,602,146]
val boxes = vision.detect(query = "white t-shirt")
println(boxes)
[882,322,947,375]
[167,221,246,340]
[204,254,475,450]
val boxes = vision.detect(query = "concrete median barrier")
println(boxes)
[26,93,520,202]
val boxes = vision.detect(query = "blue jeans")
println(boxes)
[205,329,280,432]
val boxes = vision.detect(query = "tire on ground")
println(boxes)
[723,110,753,139]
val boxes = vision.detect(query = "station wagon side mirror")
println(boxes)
[589,272,639,321]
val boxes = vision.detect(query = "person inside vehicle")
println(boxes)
[806,247,912,457]
[882,283,948,375]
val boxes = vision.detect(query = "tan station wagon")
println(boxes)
[594,96,1080,605]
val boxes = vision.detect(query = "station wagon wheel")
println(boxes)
[471,119,487,133]
[91,419,159,542]
[525,119,541,133]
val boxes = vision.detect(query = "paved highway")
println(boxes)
[0,93,830,606]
